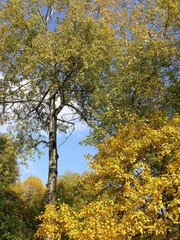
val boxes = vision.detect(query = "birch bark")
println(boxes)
[47,90,58,204]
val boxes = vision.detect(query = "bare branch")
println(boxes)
[65,103,93,127]
[46,4,56,22]
[57,118,75,126]
[57,124,75,149]
[0,99,48,104]
[23,89,50,120]
[164,3,170,35]
[33,140,50,149]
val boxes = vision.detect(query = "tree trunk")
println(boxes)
[47,91,58,204]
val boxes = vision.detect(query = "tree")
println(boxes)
[36,116,180,240]
[0,189,34,240]
[0,134,19,189]
[10,176,46,207]
[84,0,180,144]
[10,176,46,236]
[0,0,119,204]
[34,1,179,238]
[0,135,33,240]
[57,171,96,211]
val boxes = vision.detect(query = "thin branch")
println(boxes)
[164,3,170,35]
[57,118,75,126]
[1,79,31,96]
[57,124,75,149]
[65,103,93,127]
[54,71,74,116]
[87,183,112,204]
[0,99,48,104]
[23,89,50,120]
[38,10,47,26]
[33,140,50,149]
[46,4,56,22]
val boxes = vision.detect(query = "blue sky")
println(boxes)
[0,77,97,185]
[0,117,97,184]
[19,124,97,184]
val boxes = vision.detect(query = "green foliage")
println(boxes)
[0,0,119,203]
[0,190,33,240]
[0,0,117,143]
[0,134,19,189]
[0,135,34,239]
[84,0,180,144]
[10,176,47,235]
[57,171,95,210]
[0,0,179,238]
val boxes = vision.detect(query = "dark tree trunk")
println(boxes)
[47,91,58,204]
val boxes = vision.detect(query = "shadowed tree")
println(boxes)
[0,135,33,240]
[0,134,19,189]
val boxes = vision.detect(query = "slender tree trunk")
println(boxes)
[47,91,58,204]
[45,91,58,240]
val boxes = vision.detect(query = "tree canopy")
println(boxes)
[36,116,180,240]
[0,134,19,189]
[84,0,179,143]
[0,1,179,239]
[0,0,119,203]
[0,135,34,240]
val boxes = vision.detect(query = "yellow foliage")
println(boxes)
[1,0,178,238]
[10,176,46,206]
[36,116,180,239]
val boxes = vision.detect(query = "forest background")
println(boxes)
[0,0,179,239]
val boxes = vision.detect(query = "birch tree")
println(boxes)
[0,0,119,204]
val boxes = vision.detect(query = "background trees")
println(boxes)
[0,135,46,239]
[11,176,46,207]
[1,0,178,203]
[0,134,19,189]
[34,0,179,239]
[10,176,46,236]
[56,171,96,211]
[86,0,179,143]
[0,135,34,240]
[0,0,179,239]
[0,190,33,240]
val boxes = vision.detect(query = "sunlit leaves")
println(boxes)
[37,116,180,239]
[0,0,118,154]
[85,116,179,239]
[10,176,46,238]
[0,0,179,237]
[85,0,180,144]
[10,176,46,207]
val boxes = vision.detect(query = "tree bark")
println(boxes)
[45,91,58,240]
[47,91,58,204]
